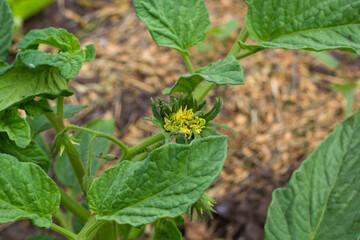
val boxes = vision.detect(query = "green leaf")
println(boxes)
[330,83,357,92]
[19,98,52,116]
[85,44,96,62]
[307,51,340,69]
[172,215,185,225]
[330,83,357,119]
[0,133,51,171]
[16,28,96,73]
[0,154,60,228]
[55,118,115,194]
[202,97,222,122]
[61,104,91,118]
[244,0,360,54]
[154,218,182,240]
[134,0,210,54]
[8,0,54,21]
[197,42,213,53]
[0,28,95,112]
[0,0,14,60]
[18,49,86,79]
[0,57,73,113]
[206,122,236,136]
[0,108,31,148]
[265,110,360,240]
[200,128,220,137]
[88,136,227,226]
[16,28,80,54]
[208,19,239,40]
[163,56,244,95]
[0,60,8,69]
[151,98,164,125]
[34,134,51,158]
[26,104,90,138]
[27,233,55,240]
[26,115,50,139]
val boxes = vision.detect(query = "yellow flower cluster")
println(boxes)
[164,106,206,136]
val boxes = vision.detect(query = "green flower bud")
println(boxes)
[190,192,217,221]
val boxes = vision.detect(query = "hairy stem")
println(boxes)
[45,112,86,191]
[236,48,262,59]
[194,82,216,102]
[131,151,149,162]
[87,136,97,176]
[63,136,86,191]
[121,133,165,160]
[60,188,91,224]
[82,136,97,195]
[77,215,105,240]
[61,125,129,154]
[180,51,195,73]
[45,111,62,133]
[57,96,65,126]
[96,221,118,240]
[51,223,77,240]
[228,26,249,56]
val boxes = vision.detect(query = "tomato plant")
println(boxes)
[0,0,359,239]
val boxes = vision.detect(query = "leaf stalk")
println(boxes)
[87,135,97,177]
[228,26,249,56]
[59,188,91,224]
[45,111,86,191]
[57,96,65,125]
[180,51,195,73]
[59,125,129,154]
[77,215,105,240]
[236,48,262,59]
[121,132,165,161]
[50,223,78,240]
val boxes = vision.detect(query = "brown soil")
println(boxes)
[1,0,359,239]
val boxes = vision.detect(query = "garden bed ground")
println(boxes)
[1,0,360,239]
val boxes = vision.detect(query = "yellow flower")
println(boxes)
[164,106,206,137]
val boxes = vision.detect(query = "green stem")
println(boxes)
[180,52,195,73]
[77,215,105,240]
[60,188,91,224]
[122,133,165,160]
[45,112,86,191]
[228,26,249,56]
[131,151,149,162]
[51,223,77,240]
[194,82,216,102]
[127,140,164,162]
[57,96,65,124]
[61,125,129,154]
[96,221,118,240]
[193,26,250,102]
[45,112,62,133]
[83,136,97,195]
[236,48,262,59]
[63,136,86,191]
[87,136,97,176]
[54,210,74,232]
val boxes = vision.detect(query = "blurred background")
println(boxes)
[2,0,360,239]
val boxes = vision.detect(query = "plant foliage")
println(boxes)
[0,0,359,239]
[244,0,360,54]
